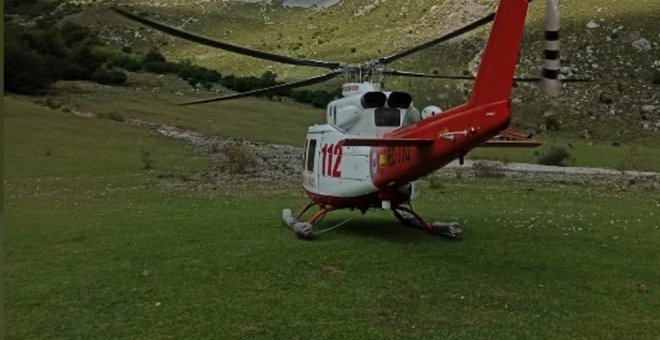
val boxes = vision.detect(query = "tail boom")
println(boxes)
[372,100,511,187]
[371,0,530,188]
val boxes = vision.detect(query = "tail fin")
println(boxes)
[469,0,529,105]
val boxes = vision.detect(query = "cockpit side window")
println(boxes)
[306,139,317,171]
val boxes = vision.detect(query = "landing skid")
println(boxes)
[283,201,462,240]
[282,202,338,239]
[393,205,463,239]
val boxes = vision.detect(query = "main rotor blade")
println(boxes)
[510,77,591,83]
[383,70,590,82]
[180,71,341,106]
[378,12,496,65]
[112,7,341,69]
[382,69,475,80]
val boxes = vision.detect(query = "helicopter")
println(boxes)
[113,0,576,239]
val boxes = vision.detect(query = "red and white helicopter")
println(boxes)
[114,0,574,239]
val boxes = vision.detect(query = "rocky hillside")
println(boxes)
[33,0,660,140]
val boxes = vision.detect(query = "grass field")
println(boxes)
[4,97,660,338]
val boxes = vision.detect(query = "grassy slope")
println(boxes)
[38,73,326,146]
[4,96,660,338]
[67,0,659,156]
[35,73,660,171]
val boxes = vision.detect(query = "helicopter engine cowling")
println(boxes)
[361,91,387,108]
[329,91,386,132]
[327,91,412,137]
[387,92,412,109]
[334,104,361,131]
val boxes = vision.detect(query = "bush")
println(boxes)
[544,116,561,132]
[428,176,444,189]
[141,150,155,170]
[177,63,221,83]
[598,91,614,104]
[91,68,127,86]
[124,59,143,72]
[290,89,340,108]
[472,161,505,178]
[5,21,112,93]
[143,61,171,74]
[102,112,125,122]
[535,146,572,166]
[4,35,54,93]
[201,81,213,90]
[219,143,256,174]
[62,63,91,80]
[144,48,166,63]
[653,70,660,85]
[60,21,98,47]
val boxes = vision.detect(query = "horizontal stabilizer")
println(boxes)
[499,129,533,140]
[342,138,434,147]
[479,140,544,148]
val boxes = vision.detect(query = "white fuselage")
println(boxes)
[302,82,420,200]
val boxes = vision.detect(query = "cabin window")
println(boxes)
[374,108,401,127]
[306,139,317,171]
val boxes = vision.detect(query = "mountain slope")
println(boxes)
[56,0,660,140]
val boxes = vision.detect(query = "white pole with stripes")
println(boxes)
[540,0,561,97]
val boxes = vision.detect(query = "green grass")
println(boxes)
[468,140,660,172]
[4,95,660,338]
[25,74,326,146]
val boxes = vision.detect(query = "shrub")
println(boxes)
[60,22,97,47]
[177,63,221,83]
[544,116,561,132]
[62,63,91,80]
[141,150,155,170]
[102,112,125,122]
[144,47,166,63]
[70,44,105,74]
[91,68,127,86]
[124,59,142,72]
[289,89,340,108]
[472,161,505,178]
[535,146,572,166]
[143,61,171,74]
[4,35,54,93]
[598,91,614,104]
[219,143,256,174]
[201,81,213,90]
[428,176,444,189]
[107,54,132,68]
[653,70,660,85]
